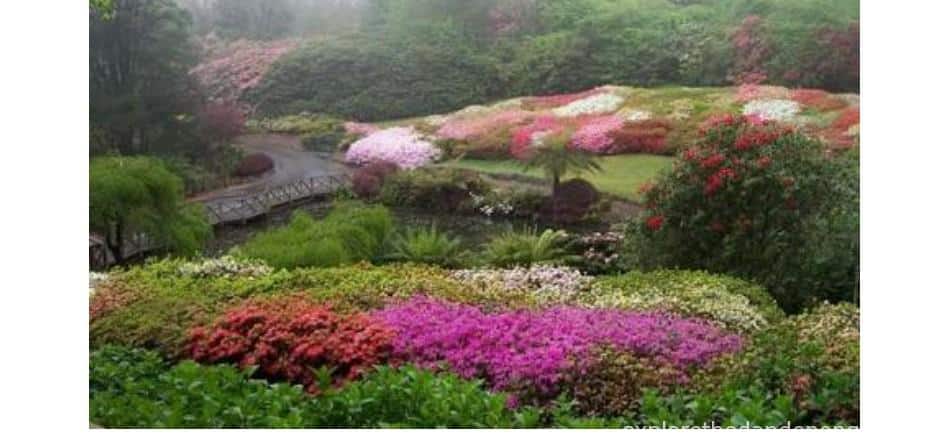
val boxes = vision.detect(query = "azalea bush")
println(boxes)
[449,265,593,306]
[376,296,742,403]
[378,168,490,213]
[176,256,272,278]
[345,127,441,170]
[626,114,857,312]
[189,296,395,392]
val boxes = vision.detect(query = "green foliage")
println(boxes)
[90,347,314,428]
[236,203,393,269]
[482,228,571,267]
[625,119,858,312]
[379,168,490,212]
[250,31,501,121]
[387,225,466,268]
[89,261,535,356]
[246,113,344,136]
[311,365,542,427]
[522,133,602,196]
[89,156,212,262]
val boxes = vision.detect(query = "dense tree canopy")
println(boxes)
[90,156,211,263]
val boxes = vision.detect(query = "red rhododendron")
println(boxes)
[189,296,394,392]
[645,215,665,231]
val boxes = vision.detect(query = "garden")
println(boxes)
[88,0,860,430]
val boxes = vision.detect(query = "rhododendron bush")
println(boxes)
[626,114,859,312]
[345,127,441,170]
[191,39,299,107]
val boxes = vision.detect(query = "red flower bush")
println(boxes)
[188,296,394,392]
[352,161,399,198]
[609,119,673,154]
[509,115,565,159]
[627,114,856,311]
[833,107,860,132]
[790,89,847,112]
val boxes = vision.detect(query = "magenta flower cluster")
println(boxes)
[344,127,441,170]
[375,296,742,396]
[436,109,534,140]
[570,115,624,153]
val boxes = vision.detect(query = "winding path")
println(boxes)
[189,134,348,206]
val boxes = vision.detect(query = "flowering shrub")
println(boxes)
[567,349,687,417]
[376,297,742,401]
[89,272,109,293]
[351,161,399,198]
[589,270,781,333]
[449,266,593,306]
[570,115,624,153]
[742,99,801,122]
[609,119,673,154]
[553,93,625,117]
[177,256,272,278]
[233,153,274,177]
[469,192,515,217]
[197,102,245,143]
[624,109,652,122]
[833,107,860,132]
[735,84,791,102]
[627,115,857,312]
[730,16,771,85]
[790,89,848,111]
[509,115,565,159]
[788,302,859,374]
[436,109,533,140]
[189,296,395,392]
[191,39,298,106]
[345,127,441,170]
[89,280,134,322]
[526,88,604,108]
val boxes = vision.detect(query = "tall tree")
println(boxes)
[90,156,211,264]
[90,0,199,154]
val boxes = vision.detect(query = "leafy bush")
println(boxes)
[481,228,571,267]
[541,178,602,225]
[387,225,465,268]
[311,365,542,428]
[562,231,625,275]
[246,113,341,135]
[351,161,398,199]
[625,114,857,312]
[189,296,394,392]
[379,168,490,213]
[298,116,346,152]
[237,203,393,269]
[233,153,274,176]
[90,347,316,428]
[176,255,272,278]
[567,349,687,418]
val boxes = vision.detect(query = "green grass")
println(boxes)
[440,154,674,200]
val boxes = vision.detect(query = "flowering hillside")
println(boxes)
[190,39,299,110]
[338,84,859,169]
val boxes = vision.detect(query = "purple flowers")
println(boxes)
[375,296,742,396]
[345,127,441,170]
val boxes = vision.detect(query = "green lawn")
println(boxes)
[441,154,674,200]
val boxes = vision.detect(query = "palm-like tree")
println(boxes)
[522,132,602,197]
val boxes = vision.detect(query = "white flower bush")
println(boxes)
[450,266,594,305]
[624,109,652,122]
[89,272,109,296]
[177,256,273,278]
[469,192,515,217]
[553,93,625,117]
[586,284,769,333]
[345,127,441,170]
[742,99,801,122]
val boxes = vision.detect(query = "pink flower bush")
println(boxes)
[375,296,742,397]
[509,115,566,159]
[345,127,441,170]
[191,39,298,106]
[570,115,624,153]
[436,109,533,140]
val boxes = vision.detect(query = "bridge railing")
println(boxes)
[203,173,350,225]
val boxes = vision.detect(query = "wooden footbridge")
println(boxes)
[89,173,350,269]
